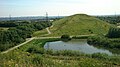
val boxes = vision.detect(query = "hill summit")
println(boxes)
[50,14,110,36]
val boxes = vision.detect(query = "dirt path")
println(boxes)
[1,37,35,54]
[46,27,51,34]
[1,37,60,54]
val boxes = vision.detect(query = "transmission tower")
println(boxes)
[46,12,48,23]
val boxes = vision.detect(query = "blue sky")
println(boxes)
[0,0,120,17]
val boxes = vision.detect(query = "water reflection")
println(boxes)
[44,39,113,55]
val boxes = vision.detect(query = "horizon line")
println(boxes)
[0,14,120,18]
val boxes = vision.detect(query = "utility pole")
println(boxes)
[46,12,50,26]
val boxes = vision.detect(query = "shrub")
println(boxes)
[107,27,120,38]
[61,34,71,42]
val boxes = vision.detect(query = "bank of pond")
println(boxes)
[44,39,120,56]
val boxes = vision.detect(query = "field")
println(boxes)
[0,38,120,67]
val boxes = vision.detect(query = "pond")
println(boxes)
[44,39,113,55]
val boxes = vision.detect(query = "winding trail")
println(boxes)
[46,27,51,34]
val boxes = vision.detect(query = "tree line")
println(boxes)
[96,15,120,24]
[0,21,17,27]
[0,21,51,51]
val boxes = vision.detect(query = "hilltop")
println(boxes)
[49,14,111,36]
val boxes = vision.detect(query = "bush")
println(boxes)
[61,34,71,42]
[107,27,120,38]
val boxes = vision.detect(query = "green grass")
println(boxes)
[0,38,120,67]
[32,29,48,37]
[49,14,111,36]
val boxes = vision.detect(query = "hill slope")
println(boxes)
[49,14,111,36]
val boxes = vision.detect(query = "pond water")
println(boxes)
[44,39,113,55]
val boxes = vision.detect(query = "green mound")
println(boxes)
[50,14,111,36]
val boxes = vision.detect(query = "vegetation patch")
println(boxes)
[107,27,120,38]
[61,34,71,42]
[0,21,51,51]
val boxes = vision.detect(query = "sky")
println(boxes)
[0,0,120,17]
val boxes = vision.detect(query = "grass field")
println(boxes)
[0,38,120,67]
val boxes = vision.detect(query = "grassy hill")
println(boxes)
[49,14,111,36]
